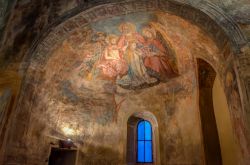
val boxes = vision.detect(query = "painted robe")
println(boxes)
[117,42,157,89]
[98,45,128,80]
[143,39,178,81]
[117,32,145,48]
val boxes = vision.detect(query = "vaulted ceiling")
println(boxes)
[0,0,249,70]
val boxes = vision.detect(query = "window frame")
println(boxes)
[136,120,153,163]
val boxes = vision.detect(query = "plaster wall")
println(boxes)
[213,76,241,165]
[1,1,249,164]
[3,11,211,165]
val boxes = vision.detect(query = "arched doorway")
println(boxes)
[197,58,222,165]
[213,75,240,165]
[197,58,239,165]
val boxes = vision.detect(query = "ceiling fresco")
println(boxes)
[30,11,204,125]
[5,4,250,164]
[67,12,179,90]
[22,10,223,137]
[0,0,250,164]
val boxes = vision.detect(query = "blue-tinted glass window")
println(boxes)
[137,120,153,163]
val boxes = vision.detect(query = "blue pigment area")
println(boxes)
[91,12,155,35]
[137,120,153,163]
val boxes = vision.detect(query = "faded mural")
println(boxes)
[38,12,182,123]
[0,0,249,164]
[224,69,250,159]
[22,11,204,164]
[5,10,227,165]
[69,13,179,90]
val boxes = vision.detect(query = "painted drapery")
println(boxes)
[74,13,179,90]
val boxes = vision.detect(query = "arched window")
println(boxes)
[137,120,153,163]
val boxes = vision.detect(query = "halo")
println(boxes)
[142,26,156,38]
[118,22,136,33]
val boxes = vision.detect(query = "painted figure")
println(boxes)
[117,22,145,51]
[81,21,179,89]
[225,71,250,159]
[97,34,128,80]
[142,27,179,81]
[118,41,157,88]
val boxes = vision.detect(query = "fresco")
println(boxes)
[3,10,228,165]
[30,12,182,126]
[30,12,211,126]
[68,13,179,90]
[224,70,250,158]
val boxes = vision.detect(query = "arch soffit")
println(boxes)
[127,111,158,127]
[25,0,247,70]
